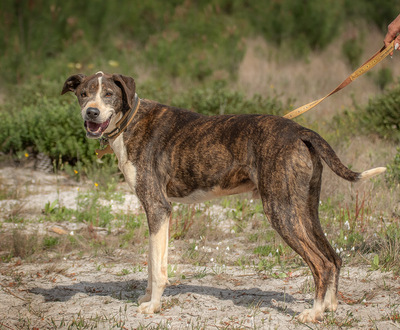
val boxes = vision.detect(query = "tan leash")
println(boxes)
[283,40,395,120]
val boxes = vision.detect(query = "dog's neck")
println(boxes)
[103,93,140,141]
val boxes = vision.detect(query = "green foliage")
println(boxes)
[172,81,285,116]
[342,37,364,69]
[244,0,344,55]
[373,68,394,91]
[361,82,400,142]
[375,223,400,274]
[0,95,98,166]
[1,0,400,85]
[43,236,60,249]
[386,148,400,187]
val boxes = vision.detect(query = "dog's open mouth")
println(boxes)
[84,118,111,138]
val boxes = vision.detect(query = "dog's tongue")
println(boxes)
[87,121,102,132]
[85,119,110,136]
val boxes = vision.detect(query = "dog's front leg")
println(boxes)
[137,204,170,314]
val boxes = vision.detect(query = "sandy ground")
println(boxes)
[0,167,399,329]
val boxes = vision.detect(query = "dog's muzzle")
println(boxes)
[84,109,111,139]
[84,119,111,138]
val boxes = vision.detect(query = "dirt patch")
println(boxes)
[1,260,399,329]
[0,167,399,329]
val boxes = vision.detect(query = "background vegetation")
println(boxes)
[0,2,399,327]
[0,0,399,175]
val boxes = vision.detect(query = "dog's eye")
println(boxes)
[80,92,87,98]
[105,92,113,97]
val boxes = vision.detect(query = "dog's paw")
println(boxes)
[324,298,338,312]
[138,293,151,305]
[137,301,161,314]
[297,308,324,323]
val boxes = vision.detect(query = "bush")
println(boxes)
[2,0,400,86]
[361,82,400,142]
[0,96,98,167]
[386,148,400,187]
[171,81,285,116]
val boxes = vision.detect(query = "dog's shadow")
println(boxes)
[30,278,299,316]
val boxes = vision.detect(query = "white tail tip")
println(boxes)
[359,167,386,180]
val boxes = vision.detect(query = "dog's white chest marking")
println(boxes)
[110,135,137,193]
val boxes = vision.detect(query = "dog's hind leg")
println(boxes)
[259,140,341,322]
[137,198,171,314]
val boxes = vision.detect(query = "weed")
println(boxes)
[170,204,196,239]
[324,310,360,327]
[299,277,315,295]
[42,236,59,249]
[167,264,177,278]
[338,192,371,233]
[117,268,130,276]
[385,305,400,323]
[386,148,400,187]
[193,267,208,279]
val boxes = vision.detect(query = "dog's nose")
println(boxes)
[86,107,100,119]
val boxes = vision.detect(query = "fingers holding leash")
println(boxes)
[384,13,400,56]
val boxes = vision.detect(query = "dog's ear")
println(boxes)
[61,74,86,95]
[112,74,136,110]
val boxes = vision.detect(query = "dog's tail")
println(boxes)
[300,129,386,182]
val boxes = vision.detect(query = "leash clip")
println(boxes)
[95,137,113,159]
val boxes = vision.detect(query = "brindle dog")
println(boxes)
[62,72,385,322]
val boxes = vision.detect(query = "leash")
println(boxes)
[283,40,395,119]
[95,94,141,159]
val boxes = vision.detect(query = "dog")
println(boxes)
[62,71,385,322]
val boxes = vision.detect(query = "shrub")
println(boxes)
[386,148,400,187]
[0,96,98,167]
[342,37,364,69]
[171,81,285,116]
[361,82,400,142]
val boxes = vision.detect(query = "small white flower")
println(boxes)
[194,246,198,251]
[210,258,214,262]
[70,231,74,236]
[336,248,340,254]
[268,253,273,258]
[226,246,230,251]
[324,233,327,236]
[216,246,219,251]
[351,246,355,251]
[344,236,347,240]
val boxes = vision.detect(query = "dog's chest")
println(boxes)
[109,135,137,192]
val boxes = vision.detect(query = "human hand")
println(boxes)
[384,14,400,56]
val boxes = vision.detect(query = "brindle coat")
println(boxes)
[62,72,385,322]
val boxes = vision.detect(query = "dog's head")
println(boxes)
[61,71,136,139]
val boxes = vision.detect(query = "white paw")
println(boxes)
[137,301,161,314]
[324,299,338,312]
[297,308,323,323]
